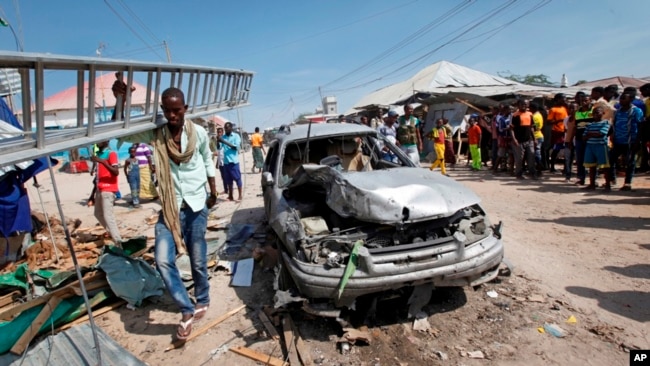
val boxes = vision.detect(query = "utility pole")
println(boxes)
[163,40,172,63]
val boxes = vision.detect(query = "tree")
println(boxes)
[574,80,588,86]
[498,71,554,86]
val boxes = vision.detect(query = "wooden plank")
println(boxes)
[0,272,107,321]
[55,300,127,332]
[258,310,280,340]
[229,346,288,366]
[454,98,487,114]
[0,290,22,308]
[285,314,313,366]
[281,316,301,366]
[165,304,246,351]
[10,296,63,355]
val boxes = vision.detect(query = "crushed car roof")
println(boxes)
[274,123,376,143]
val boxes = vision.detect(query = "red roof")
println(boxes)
[42,72,150,112]
[208,115,229,128]
[576,76,647,90]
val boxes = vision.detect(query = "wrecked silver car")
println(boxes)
[261,123,504,307]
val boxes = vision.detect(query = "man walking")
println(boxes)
[250,127,266,173]
[609,92,644,191]
[220,122,244,201]
[124,87,217,341]
[91,141,122,244]
[397,104,423,165]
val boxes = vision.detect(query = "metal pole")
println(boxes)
[46,158,102,365]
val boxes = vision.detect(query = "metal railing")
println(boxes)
[0,51,254,167]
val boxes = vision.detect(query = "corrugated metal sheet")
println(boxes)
[0,323,145,366]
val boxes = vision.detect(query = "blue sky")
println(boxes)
[0,0,647,130]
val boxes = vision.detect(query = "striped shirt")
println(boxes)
[134,143,153,166]
[585,120,610,145]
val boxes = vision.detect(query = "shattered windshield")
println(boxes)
[279,133,412,186]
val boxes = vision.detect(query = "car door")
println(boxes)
[261,141,279,219]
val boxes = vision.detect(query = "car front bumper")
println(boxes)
[282,233,504,303]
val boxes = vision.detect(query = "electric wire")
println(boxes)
[219,0,420,63]
[115,0,162,45]
[453,0,552,61]
[103,0,166,62]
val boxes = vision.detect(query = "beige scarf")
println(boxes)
[152,120,197,255]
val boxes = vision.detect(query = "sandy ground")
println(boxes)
[27,151,649,366]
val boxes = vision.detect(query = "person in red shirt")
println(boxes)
[467,115,482,170]
[91,140,122,245]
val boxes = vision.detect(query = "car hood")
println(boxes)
[288,165,481,224]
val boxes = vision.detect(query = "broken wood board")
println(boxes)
[229,346,288,366]
[285,314,313,366]
[258,311,280,341]
[55,300,127,333]
[165,304,246,351]
[0,271,107,321]
[281,315,301,366]
[11,295,63,354]
[0,290,22,309]
[207,218,230,231]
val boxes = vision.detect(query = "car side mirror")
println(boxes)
[261,172,274,187]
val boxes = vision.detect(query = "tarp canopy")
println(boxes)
[348,60,561,113]
[41,72,149,112]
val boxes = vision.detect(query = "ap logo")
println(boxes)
[631,350,649,365]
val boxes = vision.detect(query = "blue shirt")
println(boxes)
[585,120,610,145]
[221,132,241,164]
[497,114,511,138]
[614,99,646,115]
[613,106,643,144]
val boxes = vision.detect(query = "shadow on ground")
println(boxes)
[603,264,650,280]
[528,216,650,231]
[565,286,650,323]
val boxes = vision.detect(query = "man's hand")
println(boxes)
[206,193,217,209]
[90,156,102,163]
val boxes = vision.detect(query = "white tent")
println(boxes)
[348,60,558,113]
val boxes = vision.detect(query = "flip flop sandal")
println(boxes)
[176,317,193,341]
[194,305,209,322]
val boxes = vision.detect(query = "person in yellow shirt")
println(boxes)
[429,118,447,175]
[530,103,544,172]
[250,127,266,173]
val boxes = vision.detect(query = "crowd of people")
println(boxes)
[371,84,649,191]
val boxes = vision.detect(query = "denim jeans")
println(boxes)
[127,169,140,205]
[609,143,637,185]
[534,138,544,166]
[574,138,586,183]
[155,205,209,315]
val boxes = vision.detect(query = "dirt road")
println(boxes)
[32,154,649,365]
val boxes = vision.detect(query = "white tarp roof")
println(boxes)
[348,60,560,113]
